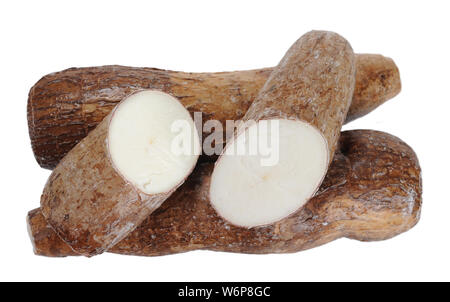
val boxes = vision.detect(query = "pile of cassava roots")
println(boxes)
[26,30,422,257]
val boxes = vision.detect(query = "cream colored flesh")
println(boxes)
[108,90,200,194]
[210,119,328,228]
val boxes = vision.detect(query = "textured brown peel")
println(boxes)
[27,130,422,257]
[39,98,188,256]
[28,54,400,169]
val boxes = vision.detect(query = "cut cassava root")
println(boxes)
[28,54,401,169]
[210,31,356,227]
[27,130,422,257]
[40,90,200,256]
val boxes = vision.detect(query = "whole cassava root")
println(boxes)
[210,31,356,227]
[27,130,422,257]
[28,54,401,169]
[40,91,200,257]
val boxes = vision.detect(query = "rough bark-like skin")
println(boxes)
[27,208,78,257]
[239,30,355,165]
[27,130,422,257]
[28,54,400,169]
[39,108,182,256]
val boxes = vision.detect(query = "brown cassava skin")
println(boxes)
[28,54,400,169]
[27,130,422,257]
[40,97,191,256]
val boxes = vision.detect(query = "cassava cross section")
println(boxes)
[40,90,200,256]
[27,130,422,257]
[210,31,356,227]
[28,54,400,169]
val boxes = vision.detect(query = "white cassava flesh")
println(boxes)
[210,119,328,227]
[109,90,201,194]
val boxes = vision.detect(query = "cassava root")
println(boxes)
[27,130,422,257]
[28,54,400,169]
[210,31,356,227]
[40,90,200,256]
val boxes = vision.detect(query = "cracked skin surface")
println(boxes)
[27,130,422,257]
[28,53,400,169]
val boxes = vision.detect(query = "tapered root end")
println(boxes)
[27,208,79,257]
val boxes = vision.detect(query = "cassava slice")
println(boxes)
[28,54,401,169]
[40,90,201,256]
[27,130,422,257]
[210,31,356,227]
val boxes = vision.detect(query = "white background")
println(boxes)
[0,0,449,281]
